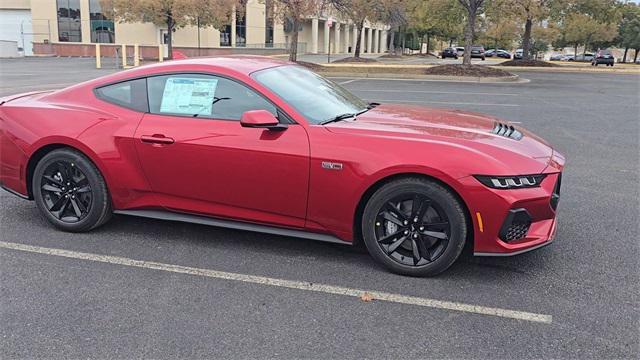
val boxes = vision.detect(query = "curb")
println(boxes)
[317,71,525,83]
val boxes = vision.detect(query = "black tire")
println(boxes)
[33,148,112,232]
[361,178,467,276]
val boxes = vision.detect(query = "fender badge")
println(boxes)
[321,161,343,170]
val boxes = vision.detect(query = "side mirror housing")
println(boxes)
[240,110,287,131]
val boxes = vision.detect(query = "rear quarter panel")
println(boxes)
[0,92,149,207]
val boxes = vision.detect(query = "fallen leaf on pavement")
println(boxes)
[360,292,374,302]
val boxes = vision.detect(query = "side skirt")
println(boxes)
[113,209,351,246]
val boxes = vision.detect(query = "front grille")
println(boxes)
[492,122,523,140]
[499,209,532,242]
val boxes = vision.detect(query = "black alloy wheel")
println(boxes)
[361,178,467,276]
[374,194,450,267]
[40,160,92,222]
[33,148,112,232]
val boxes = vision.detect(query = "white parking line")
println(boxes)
[353,89,518,96]
[0,240,552,324]
[370,99,520,107]
[339,79,360,85]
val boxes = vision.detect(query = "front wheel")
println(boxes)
[33,148,112,232]
[361,178,468,276]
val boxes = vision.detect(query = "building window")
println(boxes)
[265,0,273,47]
[56,0,82,42]
[236,9,246,47]
[89,0,115,43]
[220,25,231,46]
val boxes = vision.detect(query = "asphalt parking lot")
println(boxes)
[1,58,638,358]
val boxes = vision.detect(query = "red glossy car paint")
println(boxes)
[0,56,564,255]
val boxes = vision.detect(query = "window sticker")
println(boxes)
[160,77,219,115]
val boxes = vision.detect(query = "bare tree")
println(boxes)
[332,0,384,58]
[102,0,236,59]
[457,0,485,65]
[271,0,325,61]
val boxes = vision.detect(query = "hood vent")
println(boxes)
[492,122,523,140]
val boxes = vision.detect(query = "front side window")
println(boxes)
[147,74,276,120]
[57,0,82,42]
[95,78,148,112]
[252,65,368,125]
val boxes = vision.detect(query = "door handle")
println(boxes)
[141,134,175,145]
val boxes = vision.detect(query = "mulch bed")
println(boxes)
[500,59,559,67]
[331,57,380,64]
[423,64,514,77]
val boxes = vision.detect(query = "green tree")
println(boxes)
[563,12,617,57]
[408,0,464,54]
[616,3,640,62]
[482,0,519,51]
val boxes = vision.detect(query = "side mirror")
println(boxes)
[240,110,287,131]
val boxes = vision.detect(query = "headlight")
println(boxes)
[474,174,546,189]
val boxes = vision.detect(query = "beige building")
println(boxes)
[21,0,388,57]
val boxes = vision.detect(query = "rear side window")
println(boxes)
[95,78,148,112]
[146,73,277,121]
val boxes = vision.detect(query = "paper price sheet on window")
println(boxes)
[160,77,219,116]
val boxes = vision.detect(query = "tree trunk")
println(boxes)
[289,18,299,62]
[462,9,476,65]
[166,13,174,60]
[622,47,628,63]
[522,17,532,60]
[419,33,423,54]
[574,44,578,59]
[449,38,453,47]
[426,35,430,55]
[354,21,364,58]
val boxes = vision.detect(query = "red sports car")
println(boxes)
[0,56,565,276]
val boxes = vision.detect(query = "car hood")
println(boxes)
[325,103,555,173]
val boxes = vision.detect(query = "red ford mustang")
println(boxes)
[0,56,565,276]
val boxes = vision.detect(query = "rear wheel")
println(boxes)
[33,148,112,232]
[361,178,467,276]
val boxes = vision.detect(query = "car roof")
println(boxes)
[135,55,291,76]
[42,55,293,101]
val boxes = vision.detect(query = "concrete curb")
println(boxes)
[317,71,525,83]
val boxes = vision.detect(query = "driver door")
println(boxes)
[133,73,310,228]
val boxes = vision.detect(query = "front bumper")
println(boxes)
[460,168,563,256]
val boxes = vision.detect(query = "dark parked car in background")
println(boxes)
[485,49,511,59]
[592,50,614,66]
[441,48,458,59]
[471,45,485,60]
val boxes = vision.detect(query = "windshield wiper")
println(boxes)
[320,112,358,125]
[320,108,371,125]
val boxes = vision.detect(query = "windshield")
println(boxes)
[252,65,369,125]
